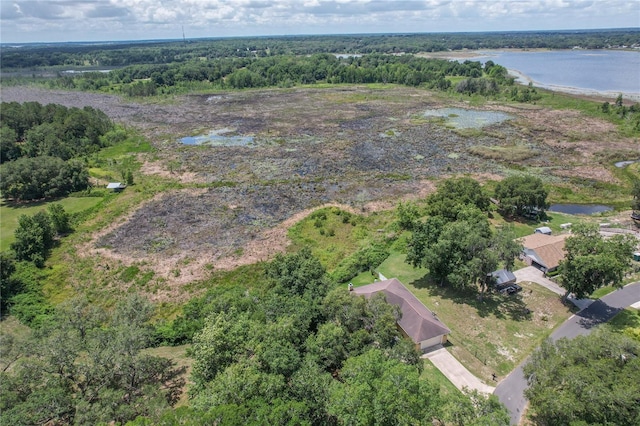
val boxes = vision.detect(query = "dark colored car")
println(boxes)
[500,284,522,295]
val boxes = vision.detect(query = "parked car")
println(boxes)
[499,284,522,295]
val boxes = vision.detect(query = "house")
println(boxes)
[489,269,517,290]
[352,278,450,351]
[534,226,552,235]
[107,182,127,192]
[520,233,569,273]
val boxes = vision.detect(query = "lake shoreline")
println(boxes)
[419,48,640,103]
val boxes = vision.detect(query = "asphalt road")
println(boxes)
[494,282,640,425]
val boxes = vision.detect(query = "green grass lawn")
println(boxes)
[0,197,103,251]
[366,252,573,382]
[421,358,460,396]
[141,344,193,407]
[608,307,640,343]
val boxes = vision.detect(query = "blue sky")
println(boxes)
[1,0,639,43]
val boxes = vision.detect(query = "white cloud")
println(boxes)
[0,0,638,43]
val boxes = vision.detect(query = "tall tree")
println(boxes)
[328,349,442,425]
[11,211,55,266]
[266,247,329,301]
[494,175,548,218]
[48,203,72,235]
[560,223,636,299]
[0,252,19,311]
[425,177,490,221]
[524,328,640,426]
[0,295,185,426]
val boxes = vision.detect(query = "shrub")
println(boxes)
[331,244,390,283]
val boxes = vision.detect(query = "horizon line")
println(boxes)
[2,26,639,47]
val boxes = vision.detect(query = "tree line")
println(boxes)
[42,53,509,96]
[0,102,116,201]
[2,29,638,69]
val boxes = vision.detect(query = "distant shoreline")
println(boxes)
[419,48,640,103]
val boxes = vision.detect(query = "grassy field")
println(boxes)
[355,252,573,382]
[0,197,103,251]
[143,344,193,407]
[288,207,394,272]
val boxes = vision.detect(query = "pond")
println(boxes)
[548,204,613,215]
[423,108,512,129]
[181,128,254,147]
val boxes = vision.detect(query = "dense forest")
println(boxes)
[2,29,639,69]
[0,102,116,201]
[42,54,506,95]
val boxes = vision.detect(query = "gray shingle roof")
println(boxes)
[491,269,516,286]
[352,278,450,344]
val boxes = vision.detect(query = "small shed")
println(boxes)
[107,182,127,192]
[489,269,517,289]
[633,252,640,262]
[534,226,552,235]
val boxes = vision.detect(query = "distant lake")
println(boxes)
[475,50,640,98]
[548,204,613,215]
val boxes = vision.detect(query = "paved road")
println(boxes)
[422,347,495,395]
[494,282,640,425]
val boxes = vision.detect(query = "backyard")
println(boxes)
[355,252,574,382]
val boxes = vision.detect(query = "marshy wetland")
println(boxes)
[2,84,639,286]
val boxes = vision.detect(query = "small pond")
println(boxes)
[614,160,638,168]
[181,128,254,147]
[423,108,512,129]
[548,204,613,215]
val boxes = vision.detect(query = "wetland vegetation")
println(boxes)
[1,30,640,425]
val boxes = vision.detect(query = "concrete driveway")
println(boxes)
[513,266,593,310]
[422,347,495,395]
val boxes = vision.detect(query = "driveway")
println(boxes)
[494,282,640,425]
[513,266,593,310]
[422,347,495,395]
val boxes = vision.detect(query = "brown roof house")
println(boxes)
[520,233,569,273]
[352,278,450,351]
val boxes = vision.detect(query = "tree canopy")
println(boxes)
[0,156,89,201]
[524,328,640,426]
[11,211,55,267]
[407,206,522,295]
[494,175,548,218]
[559,223,636,299]
[0,295,185,426]
[425,177,491,221]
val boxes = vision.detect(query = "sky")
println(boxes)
[1,0,639,44]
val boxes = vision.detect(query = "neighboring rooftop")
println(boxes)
[490,269,517,287]
[534,226,552,235]
[352,278,450,345]
[520,233,569,271]
[107,182,126,189]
